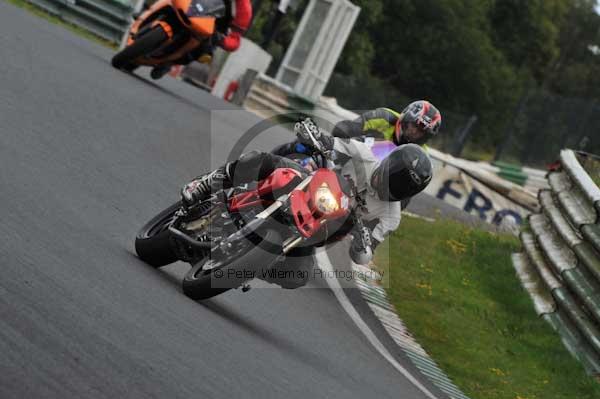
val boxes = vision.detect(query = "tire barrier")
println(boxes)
[25,0,134,43]
[512,149,600,376]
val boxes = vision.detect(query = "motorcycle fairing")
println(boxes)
[175,0,222,36]
[185,0,226,17]
[290,169,350,238]
[228,168,303,213]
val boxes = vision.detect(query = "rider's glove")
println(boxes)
[349,226,375,265]
[295,118,334,151]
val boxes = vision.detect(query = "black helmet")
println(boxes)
[395,100,442,145]
[371,144,433,201]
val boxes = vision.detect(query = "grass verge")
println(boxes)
[4,0,116,49]
[375,215,600,399]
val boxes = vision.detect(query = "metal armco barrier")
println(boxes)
[476,161,549,193]
[25,0,133,43]
[243,74,315,119]
[512,149,600,376]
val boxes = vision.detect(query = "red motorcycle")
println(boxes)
[111,0,224,76]
[134,119,369,300]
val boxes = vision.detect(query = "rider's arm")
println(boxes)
[349,203,401,265]
[331,137,379,192]
[369,204,401,243]
[359,108,401,142]
[331,119,364,140]
[219,0,252,52]
[332,108,398,141]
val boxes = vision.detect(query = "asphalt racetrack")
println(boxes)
[0,2,467,398]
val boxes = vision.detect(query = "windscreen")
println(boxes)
[187,0,226,18]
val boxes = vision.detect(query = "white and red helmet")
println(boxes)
[395,100,442,145]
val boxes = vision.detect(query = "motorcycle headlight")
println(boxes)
[314,183,339,214]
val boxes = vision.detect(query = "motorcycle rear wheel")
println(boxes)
[182,229,283,300]
[135,201,181,267]
[112,25,169,71]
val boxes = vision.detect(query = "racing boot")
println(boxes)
[194,40,214,64]
[176,39,214,67]
[150,63,172,80]
[180,165,233,207]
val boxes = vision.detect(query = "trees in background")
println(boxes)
[246,0,309,76]
[248,0,600,157]
[548,0,600,99]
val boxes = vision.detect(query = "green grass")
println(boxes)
[4,0,116,49]
[375,215,600,399]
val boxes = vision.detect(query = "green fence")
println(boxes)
[25,0,134,43]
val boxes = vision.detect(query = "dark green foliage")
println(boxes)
[246,0,310,76]
[489,0,567,82]
[548,0,600,99]
[246,0,600,157]
[324,0,600,153]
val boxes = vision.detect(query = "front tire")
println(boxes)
[182,229,283,300]
[112,26,169,71]
[135,201,180,267]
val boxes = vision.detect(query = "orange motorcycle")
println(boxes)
[111,0,224,78]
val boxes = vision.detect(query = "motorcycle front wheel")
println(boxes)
[112,25,169,71]
[182,229,283,300]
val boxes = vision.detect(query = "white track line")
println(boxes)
[316,249,440,399]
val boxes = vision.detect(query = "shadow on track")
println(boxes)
[125,248,186,287]
[124,71,219,112]
[199,299,339,377]
[123,252,343,379]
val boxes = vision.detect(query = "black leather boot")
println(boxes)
[180,165,232,207]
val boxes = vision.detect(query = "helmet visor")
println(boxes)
[404,122,428,144]
[373,165,421,201]
[387,168,423,200]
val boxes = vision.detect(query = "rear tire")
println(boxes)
[112,26,169,71]
[135,201,181,267]
[182,229,283,300]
